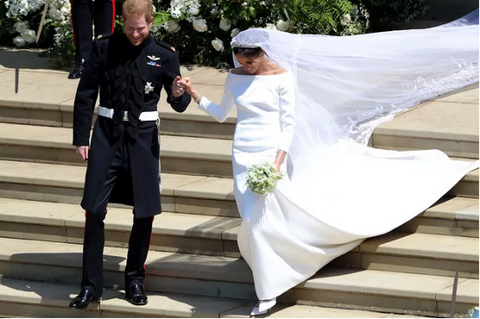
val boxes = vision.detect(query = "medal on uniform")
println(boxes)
[145,82,154,94]
[147,55,161,67]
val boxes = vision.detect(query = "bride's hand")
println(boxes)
[173,76,186,97]
[178,77,203,103]
[273,162,281,173]
[177,77,192,94]
[273,150,286,173]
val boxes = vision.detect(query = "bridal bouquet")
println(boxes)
[246,162,283,195]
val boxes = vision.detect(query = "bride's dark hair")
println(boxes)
[233,47,263,58]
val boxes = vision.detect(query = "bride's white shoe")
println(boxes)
[250,298,277,316]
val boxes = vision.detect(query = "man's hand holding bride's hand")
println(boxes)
[172,76,186,98]
[177,77,203,104]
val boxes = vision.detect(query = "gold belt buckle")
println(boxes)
[122,111,129,122]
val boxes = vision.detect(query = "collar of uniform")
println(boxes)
[121,32,153,50]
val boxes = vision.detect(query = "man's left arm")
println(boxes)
[163,51,191,112]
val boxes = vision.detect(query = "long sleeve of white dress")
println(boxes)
[197,74,235,123]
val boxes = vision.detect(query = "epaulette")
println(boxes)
[96,32,114,40]
[154,39,176,52]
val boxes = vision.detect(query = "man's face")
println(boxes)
[123,15,153,46]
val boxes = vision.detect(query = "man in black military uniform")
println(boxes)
[69,0,191,309]
[69,0,116,79]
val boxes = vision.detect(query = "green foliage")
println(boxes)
[289,0,354,35]
[0,3,10,44]
[351,0,428,31]
[153,11,170,26]
[3,0,423,67]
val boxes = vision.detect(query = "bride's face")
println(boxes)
[235,53,265,75]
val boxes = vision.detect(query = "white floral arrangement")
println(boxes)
[246,162,283,196]
[5,0,71,48]
[1,0,370,67]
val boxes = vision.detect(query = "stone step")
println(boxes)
[0,277,428,318]
[372,83,479,159]
[0,122,233,177]
[334,232,479,279]
[0,198,241,258]
[0,160,476,220]
[0,159,238,215]
[0,237,476,317]
[398,196,479,237]
[0,198,477,279]
[0,67,235,140]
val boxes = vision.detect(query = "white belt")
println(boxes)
[97,106,158,122]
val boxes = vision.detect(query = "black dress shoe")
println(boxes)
[69,288,98,309]
[125,284,148,305]
[68,58,87,79]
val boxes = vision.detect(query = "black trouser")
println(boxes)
[81,139,153,299]
[70,0,116,62]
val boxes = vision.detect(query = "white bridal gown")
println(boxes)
[198,68,478,300]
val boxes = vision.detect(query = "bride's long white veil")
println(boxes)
[231,11,478,183]
[229,12,479,300]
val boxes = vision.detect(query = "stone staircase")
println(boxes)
[0,52,478,317]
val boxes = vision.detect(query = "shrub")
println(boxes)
[351,0,428,31]
[0,0,378,68]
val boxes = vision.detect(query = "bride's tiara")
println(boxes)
[230,43,260,49]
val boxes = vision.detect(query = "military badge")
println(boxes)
[147,61,161,67]
[147,55,161,61]
[145,82,154,94]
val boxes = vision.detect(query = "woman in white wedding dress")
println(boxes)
[176,12,479,316]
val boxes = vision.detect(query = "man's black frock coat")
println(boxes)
[73,32,191,218]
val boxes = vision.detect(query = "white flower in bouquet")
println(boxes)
[49,8,65,22]
[230,28,240,38]
[192,19,208,32]
[211,38,224,52]
[164,20,181,33]
[246,162,283,196]
[13,35,26,47]
[219,18,231,31]
[340,13,352,26]
[275,19,291,31]
[21,29,36,43]
[14,21,29,33]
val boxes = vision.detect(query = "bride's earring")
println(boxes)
[250,298,276,316]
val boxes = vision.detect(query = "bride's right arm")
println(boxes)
[181,75,235,123]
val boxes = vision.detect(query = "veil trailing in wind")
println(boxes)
[226,12,479,301]
[231,11,479,183]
